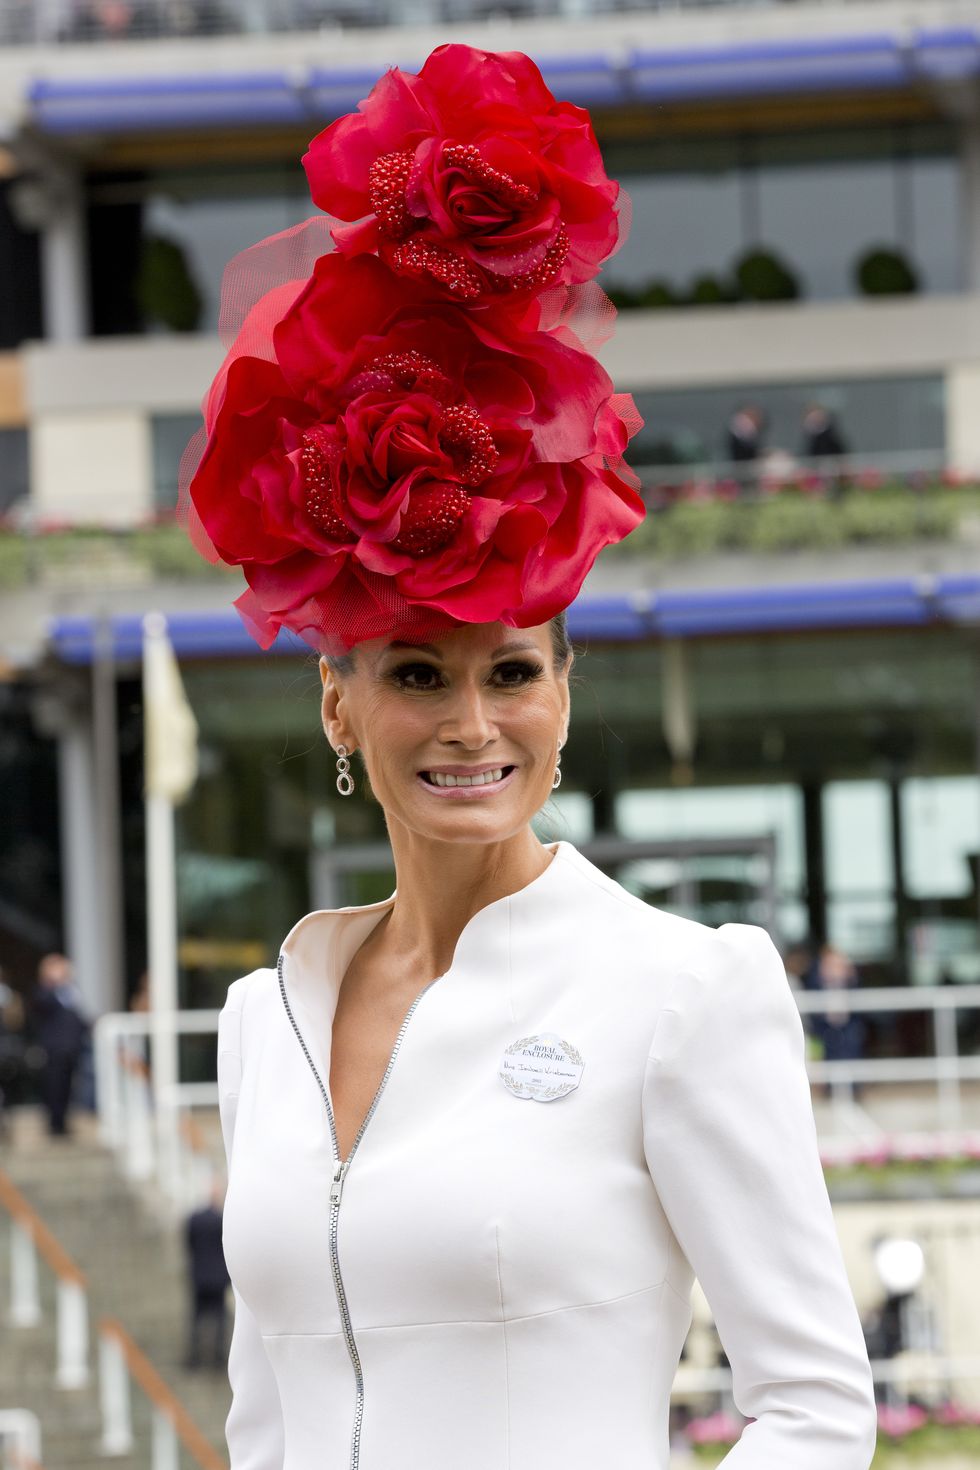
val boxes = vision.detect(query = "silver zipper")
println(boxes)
[277,951,436,1470]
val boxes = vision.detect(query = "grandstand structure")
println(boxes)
[0,0,977,1033]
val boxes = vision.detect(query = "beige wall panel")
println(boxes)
[601,295,980,391]
[947,363,980,475]
[32,410,152,525]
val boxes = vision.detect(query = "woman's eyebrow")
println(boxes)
[381,640,539,659]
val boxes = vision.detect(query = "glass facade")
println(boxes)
[603,123,960,301]
[86,122,961,338]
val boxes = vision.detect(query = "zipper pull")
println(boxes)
[330,1159,349,1206]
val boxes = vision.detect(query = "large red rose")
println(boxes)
[303,44,623,303]
[186,251,643,654]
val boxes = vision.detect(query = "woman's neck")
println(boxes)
[380,824,554,979]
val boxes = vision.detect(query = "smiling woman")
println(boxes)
[182,41,876,1470]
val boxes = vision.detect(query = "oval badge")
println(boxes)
[498,1032,584,1102]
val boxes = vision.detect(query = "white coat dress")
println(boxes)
[217,838,876,1470]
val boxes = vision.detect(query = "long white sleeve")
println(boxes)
[642,922,877,1469]
[218,985,285,1470]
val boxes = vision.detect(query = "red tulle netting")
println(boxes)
[178,48,645,657]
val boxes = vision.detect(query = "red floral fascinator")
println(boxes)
[180,45,645,657]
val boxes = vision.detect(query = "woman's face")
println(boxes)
[320,621,570,848]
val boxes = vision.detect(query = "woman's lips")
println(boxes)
[417,765,518,799]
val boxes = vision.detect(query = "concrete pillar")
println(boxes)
[57,701,122,1019]
[40,165,89,344]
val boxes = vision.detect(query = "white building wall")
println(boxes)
[31,410,154,525]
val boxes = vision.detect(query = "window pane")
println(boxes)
[616,783,804,894]
[908,153,961,292]
[824,779,892,893]
[608,168,743,292]
[756,157,896,299]
[152,413,202,511]
[0,428,28,513]
[903,776,980,900]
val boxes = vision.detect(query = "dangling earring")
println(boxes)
[552,742,563,790]
[335,744,354,797]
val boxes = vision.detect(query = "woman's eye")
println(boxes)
[391,663,443,690]
[492,660,544,686]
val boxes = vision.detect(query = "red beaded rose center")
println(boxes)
[301,351,498,557]
[367,140,568,300]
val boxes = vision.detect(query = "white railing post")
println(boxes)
[151,1408,179,1470]
[98,1331,134,1455]
[94,1020,125,1150]
[0,1409,43,1470]
[56,1278,89,1389]
[933,1003,962,1134]
[123,1063,155,1183]
[9,1221,41,1328]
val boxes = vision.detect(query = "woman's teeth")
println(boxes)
[426,768,507,787]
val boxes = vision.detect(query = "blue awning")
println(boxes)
[27,25,980,135]
[45,573,980,663]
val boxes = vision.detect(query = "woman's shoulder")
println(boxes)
[219,965,281,1049]
[554,843,785,1001]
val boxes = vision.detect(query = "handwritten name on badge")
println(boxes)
[498,1032,584,1102]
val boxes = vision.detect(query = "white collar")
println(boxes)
[276,839,585,1079]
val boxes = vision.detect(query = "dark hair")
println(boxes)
[323,610,573,679]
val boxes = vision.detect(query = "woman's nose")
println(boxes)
[438,683,499,747]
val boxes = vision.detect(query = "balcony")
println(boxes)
[0,0,920,49]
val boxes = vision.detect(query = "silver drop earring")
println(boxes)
[335,744,354,797]
[552,742,563,790]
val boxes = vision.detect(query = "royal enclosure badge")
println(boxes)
[498,1033,584,1102]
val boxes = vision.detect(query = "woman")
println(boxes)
[186,45,876,1469]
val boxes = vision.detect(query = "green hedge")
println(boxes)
[605,487,980,560]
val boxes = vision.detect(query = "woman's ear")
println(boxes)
[319,657,356,752]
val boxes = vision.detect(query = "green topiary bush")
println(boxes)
[732,247,800,302]
[686,274,733,306]
[137,234,204,333]
[855,246,919,296]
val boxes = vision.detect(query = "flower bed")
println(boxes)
[686,1403,980,1465]
[607,478,980,560]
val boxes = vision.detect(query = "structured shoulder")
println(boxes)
[647,919,796,1067]
[223,966,278,1013]
[219,967,279,1062]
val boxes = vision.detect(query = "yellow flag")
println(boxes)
[143,612,198,804]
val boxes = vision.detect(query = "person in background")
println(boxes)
[726,402,766,464]
[184,1178,231,1370]
[802,403,849,460]
[803,942,866,1097]
[28,953,90,1137]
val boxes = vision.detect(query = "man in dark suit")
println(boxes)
[184,1179,231,1369]
[29,953,90,1137]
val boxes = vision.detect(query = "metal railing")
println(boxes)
[638,448,951,495]
[794,983,980,1163]
[94,979,980,1202]
[0,0,901,48]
